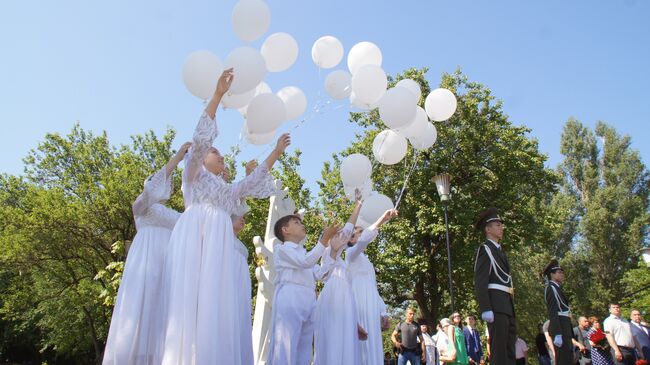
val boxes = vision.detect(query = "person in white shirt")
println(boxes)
[515,337,528,365]
[266,214,344,365]
[603,303,643,365]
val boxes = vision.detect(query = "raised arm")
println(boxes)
[230,134,291,200]
[165,141,192,178]
[347,209,398,262]
[185,69,233,181]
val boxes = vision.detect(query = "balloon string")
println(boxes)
[393,151,420,210]
[249,98,345,161]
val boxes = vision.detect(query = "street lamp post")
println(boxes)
[433,173,454,312]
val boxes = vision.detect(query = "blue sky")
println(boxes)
[1,0,648,196]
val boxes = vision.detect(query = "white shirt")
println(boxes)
[515,338,528,359]
[274,224,353,289]
[603,314,636,348]
[274,240,327,290]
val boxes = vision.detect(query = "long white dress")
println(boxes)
[103,167,180,365]
[347,225,388,365]
[313,225,361,365]
[234,237,253,365]
[161,112,275,365]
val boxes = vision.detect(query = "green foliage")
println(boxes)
[558,119,650,317]
[0,125,180,363]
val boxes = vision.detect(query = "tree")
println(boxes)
[559,119,650,317]
[317,68,560,341]
[0,125,180,364]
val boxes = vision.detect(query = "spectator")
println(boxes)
[435,323,450,364]
[463,315,483,364]
[392,308,426,365]
[573,316,592,365]
[439,318,469,365]
[630,309,650,360]
[603,303,641,365]
[515,337,528,365]
[451,312,463,328]
[587,316,613,365]
[420,322,438,365]
[536,323,552,365]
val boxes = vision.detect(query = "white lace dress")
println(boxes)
[161,112,275,365]
[313,225,362,365]
[347,225,388,365]
[103,167,180,365]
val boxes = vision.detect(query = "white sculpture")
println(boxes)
[252,179,300,364]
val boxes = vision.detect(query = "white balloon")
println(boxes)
[344,179,373,201]
[396,79,422,103]
[224,47,268,94]
[372,130,408,165]
[396,106,428,139]
[276,86,307,120]
[356,217,372,229]
[360,192,394,224]
[378,87,418,130]
[311,36,344,69]
[182,50,224,100]
[222,88,256,109]
[237,82,272,117]
[340,153,372,188]
[231,0,271,42]
[351,65,387,108]
[261,32,299,72]
[324,70,352,100]
[425,88,458,121]
[246,93,286,134]
[243,123,276,145]
[347,41,383,74]
[408,122,438,151]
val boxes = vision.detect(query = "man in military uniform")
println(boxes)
[543,259,574,365]
[473,207,517,365]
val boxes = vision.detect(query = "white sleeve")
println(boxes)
[275,242,326,269]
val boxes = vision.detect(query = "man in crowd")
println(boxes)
[603,303,644,365]
[573,316,592,365]
[463,315,484,364]
[630,309,650,361]
[392,308,426,365]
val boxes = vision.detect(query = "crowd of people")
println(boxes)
[385,304,649,365]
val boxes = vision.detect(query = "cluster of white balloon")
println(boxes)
[181,0,307,146]
[316,37,458,220]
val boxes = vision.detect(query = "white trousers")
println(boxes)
[268,284,317,365]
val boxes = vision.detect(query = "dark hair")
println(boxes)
[273,215,301,242]
[467,314,476,320]
[609,302,620,308]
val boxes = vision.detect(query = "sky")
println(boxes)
[1,0,649,196]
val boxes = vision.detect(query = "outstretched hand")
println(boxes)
[274,133,291,155]
[215,68,234,97]
[320,223,341,247]
[245,160,258,176]
[173,141,192,162]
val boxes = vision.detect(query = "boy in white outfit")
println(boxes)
[267,214,349,365]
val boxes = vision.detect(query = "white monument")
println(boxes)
[252,179,300,364]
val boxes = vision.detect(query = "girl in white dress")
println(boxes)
[232,213,253,365]
[347,208,398,365]
[313,197,365,365]
[102,141,190,365]
[161,69,290,365]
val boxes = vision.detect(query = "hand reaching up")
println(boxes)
[215,68,234,97]
[320,223,341,247]
[274,133,291,155]
[245,160,258,176]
